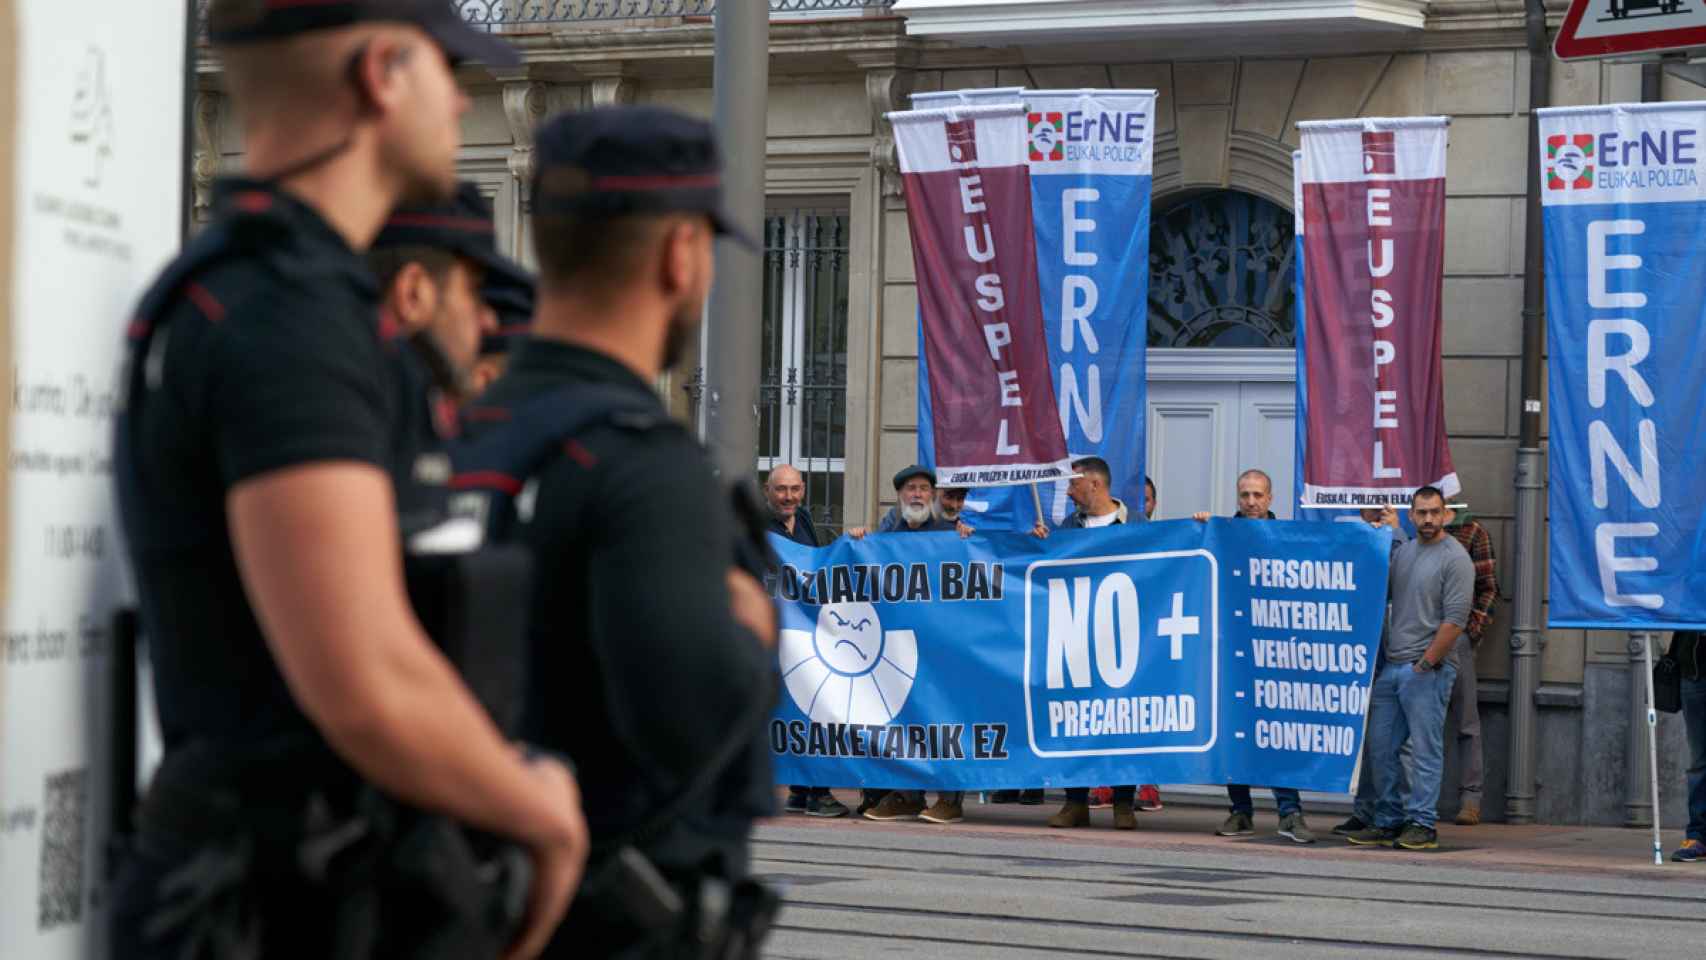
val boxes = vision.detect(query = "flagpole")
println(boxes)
[1640,632,1664,865]
[1030,482,1046,528]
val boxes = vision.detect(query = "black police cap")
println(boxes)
[530,105,757,249]
[206,0,519,67]
[480,257,535,357]
[374,181,515,280]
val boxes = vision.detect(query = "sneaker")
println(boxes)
[864,791,924,821]
[1672,838,1705,862]
[1215,812,1254,837]
[1454,805,1481,826]
[1136,785,1163,811]
[1112,800,1137,830]
[1277,812,1316,844]
[1087,787,1114,809]
[989,790,1019,804]
[783,789,809,814]
[919,797,963,824]
[1346,824,1399,847]
[1018,788,1046,805]
[1395,822,1439,850]
[856,789,885,816]
[806,793,850,818]
[1331,816,1367,837]
[1049,801,1090,828]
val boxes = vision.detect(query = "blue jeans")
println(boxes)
[1683,676,1706,842]
[1368,659,1457,830]
[1227,784,1301,818]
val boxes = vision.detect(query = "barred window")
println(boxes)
[758,207,850,536]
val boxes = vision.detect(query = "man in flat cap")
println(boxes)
[112,4,585,958]
[462,104,780,957]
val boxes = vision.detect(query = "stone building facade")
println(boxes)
[192,0,1697,826]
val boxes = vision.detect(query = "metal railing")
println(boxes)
[457,0,894,26]
[197,1,895,35]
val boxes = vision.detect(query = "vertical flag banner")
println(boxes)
[1293,149,1364,528]
[1542,102,1706,628]
[1298,118,1457,508]
[890,104,1072,488]
[911,89,1156,526]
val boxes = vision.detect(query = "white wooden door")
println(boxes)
[1146,352,1296,520]
[1238,381,1297,520]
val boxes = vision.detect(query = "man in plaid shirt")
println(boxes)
[1446,504,1499,825]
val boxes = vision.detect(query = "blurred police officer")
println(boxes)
[473,257,537,397]
[465,106,779,957]
[112,4,585,958]
[369,180,513,535]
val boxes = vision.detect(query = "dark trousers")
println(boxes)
[110,840,344,960]
[1227,784,1302,817]
[1066,786,1135,804]
[787,785,831,798]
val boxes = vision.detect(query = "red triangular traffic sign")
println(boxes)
[1555,0,1706,61]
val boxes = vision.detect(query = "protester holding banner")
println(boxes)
[1048,456,1141,830]
[1444,503,1497,826]
[111,5,587,959]
[1196,469,1316,844]
[857,465,971,823]
[766,464,825,550]
[768,465,853,819]
[1348,486,1472,851]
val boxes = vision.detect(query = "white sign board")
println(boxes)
[1556,0,1706,60]
[0,2,186,956]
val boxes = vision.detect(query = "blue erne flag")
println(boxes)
[1541,103,1706,627]
[913,89,1156,529]
[766,518,1391,791]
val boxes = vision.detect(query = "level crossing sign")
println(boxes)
[1555,0,1706,60]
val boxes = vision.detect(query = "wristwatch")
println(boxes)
[1415,657,1435,671]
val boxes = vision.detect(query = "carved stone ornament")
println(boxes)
[501,80,550,202]
[191,90,223,224]
[862,66,915,198]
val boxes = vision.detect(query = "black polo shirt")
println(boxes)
[470,337,774,870]
[768,505,821,548]
[117,179,394,754]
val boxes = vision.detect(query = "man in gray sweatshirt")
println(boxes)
[1348,485,1474,851]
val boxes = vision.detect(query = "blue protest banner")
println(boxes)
[767,518,1390,792]
[913,89,1156,530]
[1541,103,1706,628]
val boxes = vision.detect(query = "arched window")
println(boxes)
[1148,190,1296,348]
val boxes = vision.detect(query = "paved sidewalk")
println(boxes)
[768,788,1701,881]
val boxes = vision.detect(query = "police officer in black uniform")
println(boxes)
[462,105,780,958]
[369,180,514,536]
[112,4,585,958]
[472,257,537,397]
